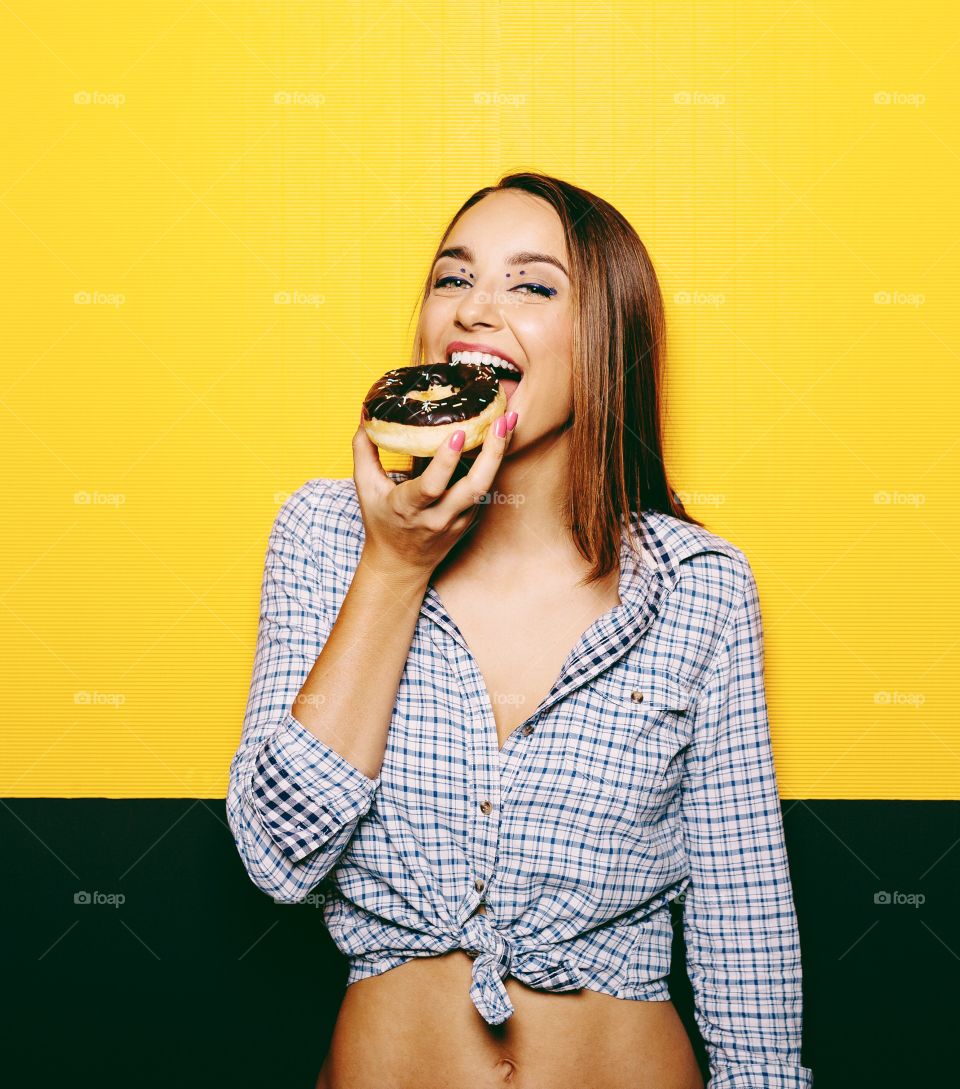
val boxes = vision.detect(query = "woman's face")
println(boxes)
[420,190,574,453]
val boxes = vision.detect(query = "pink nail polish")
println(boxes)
[495,416,507,438]
[449,430,465,451]
[506,411,518,432]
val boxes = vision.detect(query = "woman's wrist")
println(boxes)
[357,544,432,597]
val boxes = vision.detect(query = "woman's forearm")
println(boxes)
[289,547,430,780]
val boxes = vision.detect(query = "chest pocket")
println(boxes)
[594,670,698,716]
[566,669,699,817]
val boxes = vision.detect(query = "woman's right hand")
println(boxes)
[352,411,518,582]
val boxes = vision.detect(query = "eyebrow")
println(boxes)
[434,244,569,279]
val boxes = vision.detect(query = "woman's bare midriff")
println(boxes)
[314,906,704,1089]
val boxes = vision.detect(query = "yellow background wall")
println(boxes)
[2,1,957,799]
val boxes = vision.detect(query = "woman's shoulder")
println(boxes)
[639,507,749,570]
[638,507,759,617]
[638,511,764,672]
[274,469,409,542]
[271,476,365,550]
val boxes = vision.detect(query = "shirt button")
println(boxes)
[479,800,493,814]
[474,879,485,893]
[630,690,644,703]
[521,724,534,735]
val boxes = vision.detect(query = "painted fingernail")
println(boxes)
[449,430,465,451]
[506,411,518,432]
[495,416,507,438]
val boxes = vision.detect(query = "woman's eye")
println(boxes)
[513,282,556,298]
[432,276,555,299]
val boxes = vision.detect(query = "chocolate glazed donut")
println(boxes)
[361,361,507,457]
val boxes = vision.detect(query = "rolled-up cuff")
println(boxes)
[708,1061,814,1088]
[250,710,380,862]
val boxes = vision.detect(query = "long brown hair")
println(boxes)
[406,171,704,587]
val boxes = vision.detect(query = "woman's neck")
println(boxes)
[436,431,587,581]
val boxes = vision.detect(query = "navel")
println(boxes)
[494,1057,517,1082]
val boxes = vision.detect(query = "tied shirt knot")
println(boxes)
[459,911,585,1025]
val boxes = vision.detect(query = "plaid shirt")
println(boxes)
[226,474,813,1088]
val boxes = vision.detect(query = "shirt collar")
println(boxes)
[622,507,742,611]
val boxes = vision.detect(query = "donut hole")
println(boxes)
[407,384,456,402]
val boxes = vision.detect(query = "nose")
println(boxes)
[454,281,505,330]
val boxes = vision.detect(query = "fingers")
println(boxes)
[401,425,472,512]
[356,408,517,524]
[435,412,516,519]
[352,416,391,499]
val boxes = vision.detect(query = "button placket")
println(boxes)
[498,716,542,801]
[469,692,504,916]
[497,711,541,765]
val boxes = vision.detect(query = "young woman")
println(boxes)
[227,173,812,1089]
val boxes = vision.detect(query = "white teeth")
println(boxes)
[449,350,522,377]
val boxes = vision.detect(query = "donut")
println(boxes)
[361,361,507,457]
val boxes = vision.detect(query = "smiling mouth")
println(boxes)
[435,349,524,414]
[445,349,524,383]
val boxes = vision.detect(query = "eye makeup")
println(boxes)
[432,274,557,298]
